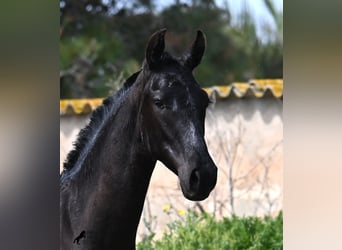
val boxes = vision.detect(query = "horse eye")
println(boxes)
[154,99,164,109]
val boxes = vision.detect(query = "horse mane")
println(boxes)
[63,70,141,172]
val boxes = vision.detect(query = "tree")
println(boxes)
[60,0,283,98]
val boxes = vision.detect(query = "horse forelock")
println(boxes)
[142,51,181,71]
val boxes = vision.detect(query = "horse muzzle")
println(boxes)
[179,161,217,201]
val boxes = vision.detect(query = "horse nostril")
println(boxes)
[190,169,201,191]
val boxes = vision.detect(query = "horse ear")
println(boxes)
[146,28,167,69]
[185,30,206,70]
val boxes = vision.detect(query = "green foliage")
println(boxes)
[137,212,283,250]
[60,0,282,98]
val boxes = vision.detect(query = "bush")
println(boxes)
[137,211,282,250]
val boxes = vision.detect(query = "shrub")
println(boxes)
[137,211,282,250]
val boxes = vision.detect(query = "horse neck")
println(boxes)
[74,90,156,228]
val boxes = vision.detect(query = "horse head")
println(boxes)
[140,29,217,201]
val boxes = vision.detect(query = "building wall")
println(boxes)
[60,115,90,171]
[60,96,283,239]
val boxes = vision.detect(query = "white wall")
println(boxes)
[60,97,283,239]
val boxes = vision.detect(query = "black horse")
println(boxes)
[60,29,217,250]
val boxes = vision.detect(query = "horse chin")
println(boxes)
[179,181,212,201]
[181,188,211,201]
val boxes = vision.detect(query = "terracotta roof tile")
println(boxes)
[60,98,103,115]
[60,79,283,115]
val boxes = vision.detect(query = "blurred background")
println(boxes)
[4,0,342,249]
[60,0,282,98]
